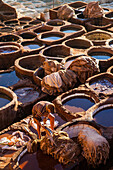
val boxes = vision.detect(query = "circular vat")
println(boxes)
[87,46,113,60]
[57,120,100,140]
[0,86,18,130]
[60,24,86,37]
[106,39,113,48]
[105,11,113,21]
[85,30,112,46]
[86,72,113,96]
[0,42,23,69]
[0,26,14,33]
[86,97,113,127]
[4,19,19,27]
[103,7,110,13]
[94,107,113,127]
[15,54,45,79]
[33,25,53,35]
[29,19,42,26]
[19,31,37,40]
[0,68,20,87]
[0,34,22,43]
[87,46,113,72]
[64,37,93,51]
[53,88,99,121]
[85,17,113,31]
[40,44,72,59]
[38,31,65,45]
[46,19,65,27]
[21,40,45,55]
[18,16,33,22]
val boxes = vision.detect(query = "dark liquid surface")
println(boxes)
[90,52,111,60]
[94,108,113,127]
[90,78,113,94]
[14,87,39,103]
[0,71,20,87]
[0,93,12,108]
[63,97,94,113]
[19,150,64,170]
[42,36,62,41]
[109,43,113,47]
[23,44,41,50]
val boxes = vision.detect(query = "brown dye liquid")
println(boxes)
[20,149,64,170]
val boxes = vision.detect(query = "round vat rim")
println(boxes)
[60,23,85,32]
[33,24,53,34]
[84,29,112,43]
[105,11,113,21]
[0,26,15,32]
[19,31,37,39]
[37,31,66,45]
[21,40,45,52]
[40,44,72,58]
[86,97,113,128]
[63,37,93,49]
[46,19,66,27]
[86,46,113,61]
[53,87,99,122]
[56,119,101,135]
[0,33,23,43]
[0,86,17,111]
[86,72,113,95]
[14,54,46,77]
[0,42,23,56]
[106,38,113,48]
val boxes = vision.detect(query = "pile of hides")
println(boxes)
[83,2,104,18]
[57,4,76,20]
[78,127,110,167]
[40,130,81,165]
[69,55,100,83]
[41,69,77,95]
[0,131,31,151]
[43,60,64,75]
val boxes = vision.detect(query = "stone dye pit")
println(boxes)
[1,0,113,170]
[63,96,95,113]
[90,78,113,94]
[94,107,113,127]
[89,52,112,60]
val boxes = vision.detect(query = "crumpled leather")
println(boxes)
[83,2,103,18]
